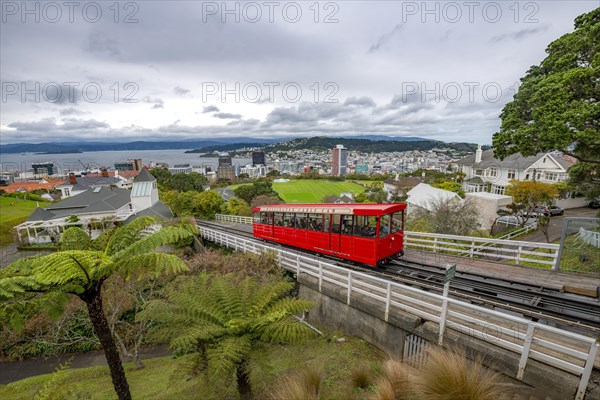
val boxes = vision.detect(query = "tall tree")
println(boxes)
[138,274,314,400]
[492,9,600,198]
[0,217,195,400]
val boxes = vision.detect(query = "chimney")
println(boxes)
[475,144,483,163]
[69,173,77,185]
[101,168,109,178]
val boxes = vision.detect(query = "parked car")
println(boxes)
[589,199,600,209]
[533,205,564,216]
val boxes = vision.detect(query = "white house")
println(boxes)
[16,169,172,244]
[458,145,576,196]
[458,146,589,210]
[405,183,461,213]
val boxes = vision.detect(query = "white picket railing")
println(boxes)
[404,231,560,269]
[199,225,598,400]
[215,214,560,269]
[578,227,600,248]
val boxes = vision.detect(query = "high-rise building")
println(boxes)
[252,151,266,166]
[115,159,143,172]
[32,162,58,177]
[218,154,232,168]
[331,145,348,176]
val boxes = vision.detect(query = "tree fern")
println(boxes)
[0,216,195,400]
[138,273,313,398]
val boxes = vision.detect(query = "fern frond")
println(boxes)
[111,226,194,262]
[105,216,158,255]
[60,227,90,251]
[32,251,110,287]
[247,280,295,316]
[109,253,189,280]
[0,276,39,300]
[207,335,252,378]
[258,319,314,344]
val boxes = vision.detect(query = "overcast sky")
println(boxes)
[1,0,597,144]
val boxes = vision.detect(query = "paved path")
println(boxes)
[0,243,55,268]
[519,207,598,243]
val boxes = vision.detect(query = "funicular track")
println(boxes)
[197,220,600,335]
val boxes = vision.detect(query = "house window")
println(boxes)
[64,188,70,197]
[525,173,530,180]
[544,172,559,181]
[493,185,505,195]
[542,157,546,163]
[486,168,497,177]
[507,169,516,179]
[474,169,483,176]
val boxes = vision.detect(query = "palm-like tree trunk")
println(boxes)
[236,361,252,400]
[85,293,132,400]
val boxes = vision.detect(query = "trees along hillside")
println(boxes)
[492,9,600,199]
[0,216,196,400]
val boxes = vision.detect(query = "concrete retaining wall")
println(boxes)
[297,274,600,400]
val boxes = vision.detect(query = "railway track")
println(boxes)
[197,220,600,335]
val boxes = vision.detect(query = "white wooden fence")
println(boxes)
[578,227,600,248]
[200,225,598,400]
[214,214,560,269]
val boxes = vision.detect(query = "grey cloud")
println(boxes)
[174,86,190,96]
[203,105,220,113]
[59,108,87,116]
[143,97,164,109]
[490,26,549,43]
[86,33,121,58]
[368,24,403,53]
[213,112,242,119]
[344,96,376,108]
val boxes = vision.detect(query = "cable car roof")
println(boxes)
[253,203,406,215]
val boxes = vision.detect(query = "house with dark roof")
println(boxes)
[16,169,172,244]
[57,171,124,198]
[383,176,422,201]
[458,145,576,196]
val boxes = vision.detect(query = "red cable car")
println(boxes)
[252,203,406,267]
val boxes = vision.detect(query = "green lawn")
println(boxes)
[272,180,366,203]
[0,334,383,400]
[0,196,49,246]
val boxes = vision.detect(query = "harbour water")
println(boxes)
[0,150,252,174]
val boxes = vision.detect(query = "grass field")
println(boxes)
[272,179,366,203]
[0,334,383,400]
[0,196,49,246]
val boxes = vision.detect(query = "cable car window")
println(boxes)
[253,212,260,223]
[283,213,295,228]
[379,214,391,238]
[296,213,308,230]
[391,212,403,233]
[274,212,284,226]
[260,212,269,224]
[308,214,323,231]
[353,216,378,238]
[323,214,331,232]
[341,215,353,235]
[331,214,341,233]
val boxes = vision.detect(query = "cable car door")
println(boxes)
[329,214,341,254]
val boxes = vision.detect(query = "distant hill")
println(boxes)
[0,138,279,154]
[266,137,479,153]
[185,143,266,153]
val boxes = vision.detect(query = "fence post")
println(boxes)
[470,240,475,258]
[517,323,536,380]
[433,237,438,253]
[347,271,352,305]
[516,244,522,265]
[296,254,300,275]
[384,283,392,322]
[576,339,600,400]
[318,261,323,292]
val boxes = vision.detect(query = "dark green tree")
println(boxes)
[138,274,313,400]
[492,9,600,198]
[0,217,195,400]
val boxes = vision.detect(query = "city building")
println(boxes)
[32,162,58,177]
[0,172,16,185]
[16,169,172,245]
[240,164,267,178]
[168,164,193,174]
[331,144,348,176]
[219,154,232,168]
[115,159,143,172]
[252,151,266,166]
[217,166,236,180]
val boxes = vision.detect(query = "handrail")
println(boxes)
[198,225,598,400]
[578,227,600,248]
